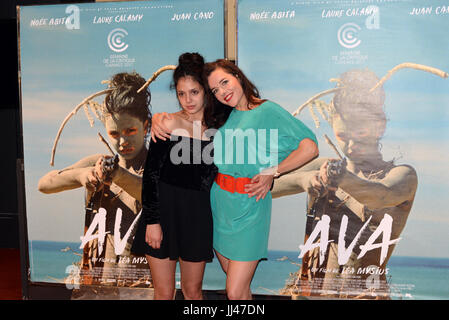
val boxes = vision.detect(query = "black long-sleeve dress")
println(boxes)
[131,135,217,262]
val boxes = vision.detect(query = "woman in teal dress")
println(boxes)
[203,59,319,300]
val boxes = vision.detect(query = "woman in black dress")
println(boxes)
[131,53,229,300]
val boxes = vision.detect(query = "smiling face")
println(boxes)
[208,68,247,109]
[104,112,148,160]
[176,76,205,117]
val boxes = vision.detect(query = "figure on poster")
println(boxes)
[131,53,227,300]
[274,64,447,299]
[38,71,152,286]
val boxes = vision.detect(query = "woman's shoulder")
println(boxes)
[259,100,287,112]
[259,100,296,120]
[386,163,417,177]
[162,112,184,131]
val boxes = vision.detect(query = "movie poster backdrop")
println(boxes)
[18,0,224,297]
[18,0,449,300]
[238,0,449,299]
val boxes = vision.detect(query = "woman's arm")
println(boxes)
[245,138,319,201]
[141,139,171,248]
[150,112,173,142]
[271,157,327,198]
[275,138,319,176]
[330,164,418,210]
[38,154,103,194]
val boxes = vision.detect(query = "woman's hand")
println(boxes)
[78,167,103,192]
[306,171,328,198]
[244,173,274,202]
[151,112,173,142]
[93,155,119,185]
[318,158,347,190]
[145,224,163,249]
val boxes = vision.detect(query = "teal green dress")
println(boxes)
[210,100,318,261]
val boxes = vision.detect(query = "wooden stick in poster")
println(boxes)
[137,65,177,93]
[50,89,112,166]
[98,132,115,156]
[370,62,448,92]
[292,88,340,117]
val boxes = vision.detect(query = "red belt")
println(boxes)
[215,173,252,194]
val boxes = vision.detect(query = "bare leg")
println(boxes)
[146,255,177,300]
[215,249,229,274]
[179,258,206,300]
[215,250,259,300]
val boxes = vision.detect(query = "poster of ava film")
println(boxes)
[237,0,449,300]
[18,0,224,298]
[18,0,449,300]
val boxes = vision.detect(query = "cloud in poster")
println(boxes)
[22,90,91,124]
[22,85,178,127]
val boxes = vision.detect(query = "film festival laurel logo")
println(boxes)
[337,22,362,49]
[103,28,136,68]
[107,28,129,53]
[332,5,380,65]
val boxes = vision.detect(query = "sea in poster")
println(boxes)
[29,240,449,299]
[19,0,449,300]
[237,0,449,299]
[19,0,225,292]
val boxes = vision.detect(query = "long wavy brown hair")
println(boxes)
[203,59,261,106]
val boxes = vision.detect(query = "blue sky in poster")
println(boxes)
[19,0,449,259]
[238,0,449,258]
[19,0,224,243]
[20,0,223,95]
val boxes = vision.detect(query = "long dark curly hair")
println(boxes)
[171,52,232,129]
